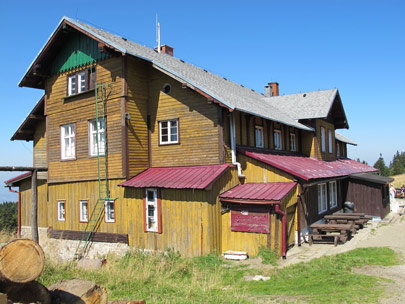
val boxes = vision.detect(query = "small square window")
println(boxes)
[58,200,66,221]
[159,119,179,145]
[80,200,88,222]
[105,200,115,223]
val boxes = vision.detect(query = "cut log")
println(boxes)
[0,239,45,283]
[48,279,108,304]
[0,280,51,304]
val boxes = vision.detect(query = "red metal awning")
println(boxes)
[219,182,297,204]
[4,172,32,187]
[238,147,377,181]
[119,164,231,190]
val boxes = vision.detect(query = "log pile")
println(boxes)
[0,239,145,303]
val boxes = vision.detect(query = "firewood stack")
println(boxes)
[0,239,51,303]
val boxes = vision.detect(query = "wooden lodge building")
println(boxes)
[5,17,390,259]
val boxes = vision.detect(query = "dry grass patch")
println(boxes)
[392,173,405,187]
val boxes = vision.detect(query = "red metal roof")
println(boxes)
[219,182,297,203]
[238,147,378,181]
[119,164,231,189]
[4,172,32,186]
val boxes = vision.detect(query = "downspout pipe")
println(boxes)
[275,204,286,259]
[8,187,21,238]
[229,112,245,178]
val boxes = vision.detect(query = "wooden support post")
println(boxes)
[31,169,38,243]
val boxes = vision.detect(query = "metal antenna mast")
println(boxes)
[156,14,161,53]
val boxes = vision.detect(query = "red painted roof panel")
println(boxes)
[238,147,377,181]
[120,164,231,189]
[4,172,32,186]
[219,182,297,202]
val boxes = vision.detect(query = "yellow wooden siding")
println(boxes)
[20,179,48,228]
[220,154,298,256]
[126,57,149,178]
[238,154,295,183]
[33,120,47,180]
[301,131,315,157]
[47,179,125,232]
[149,70,221,167]
[316,120,335,161]
[45,58,124,182]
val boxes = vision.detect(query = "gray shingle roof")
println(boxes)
[263,89,338,120]
[53,17,313,132]
[335,132,357,146]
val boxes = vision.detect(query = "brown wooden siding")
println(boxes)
[33,120,47,180]
[345,179,390,218]
[149,70,221,167]
[126,57,150,178]
[45,58,124,183]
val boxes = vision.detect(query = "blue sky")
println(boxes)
[0,0,404,202]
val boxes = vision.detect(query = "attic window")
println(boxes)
[67,67,96,96]
[162,84,171,94]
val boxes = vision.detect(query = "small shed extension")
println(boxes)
[219,182,298,258]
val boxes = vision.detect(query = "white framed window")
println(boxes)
[67,68,95,96]
[105,200,115,223]
[329,181,338,208]
[79,200,88,222]
[89,118,106,156]
[255,125,264,148]
[337,143,341,158]
[145,188,160,232]
[328,130,333,154]
[318,183,327,214]
[274,129,282,150]
[58,200,66,221]
[321,127,326,153]
[290,133,296,152]
[159,119,179,145]
[61,123,75,160]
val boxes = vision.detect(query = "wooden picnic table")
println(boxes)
[324,215,367,231]
[309,223,354,246]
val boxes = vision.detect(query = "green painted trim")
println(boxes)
[50,32,110,74]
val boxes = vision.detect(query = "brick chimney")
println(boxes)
[269,82,279,96]
[158,45,174,56]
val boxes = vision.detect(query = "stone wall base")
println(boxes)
[21,226,129,262]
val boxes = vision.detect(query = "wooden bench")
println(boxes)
[309,223,354,246]
[324,215,368,231]
[333,212,372,221]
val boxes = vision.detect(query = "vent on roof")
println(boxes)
[121,37,127,41]
[203,69,208,73]
[180,59,185,63]
[223,77,228,81]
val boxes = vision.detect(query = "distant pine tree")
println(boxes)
[373,153,390,176]
[0,202,17,232]
[389,151,405,176]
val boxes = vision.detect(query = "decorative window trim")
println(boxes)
[318,183,327,214]
[321,127,326,153]
[162,83,171,94]
[274,129,282,150]
[290,133,296,152]
[58,200,66,222]
[328,130,333,154]
[104,200,116,223]
[79,200,89,223]
[255,125,264,148]
[329,181,338,208]
[61,123,76,160]
[143,188,162,233]
[67,67,96,97]
[159,119,179,145]
[89,117,106,157]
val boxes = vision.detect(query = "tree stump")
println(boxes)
[0,280,51,304]
[0,239,45,283]
[48,279,108,304]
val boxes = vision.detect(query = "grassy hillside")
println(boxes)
[392,173,405,187]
